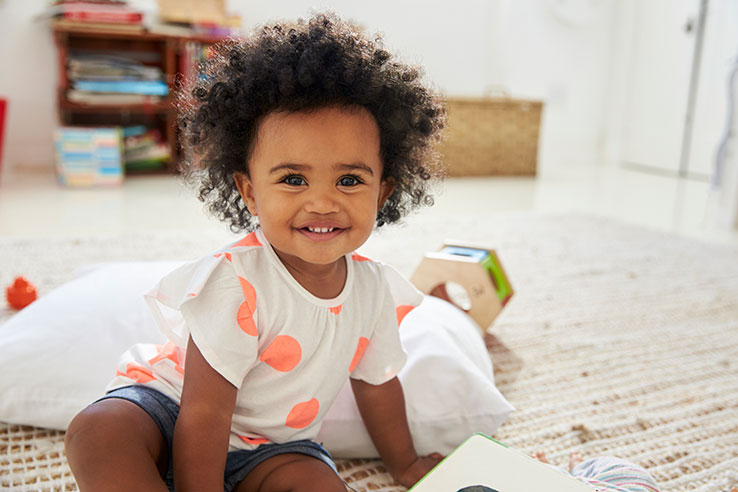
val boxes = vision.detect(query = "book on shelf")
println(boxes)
[66,90,164,105]
[54,126,124,187]
[53,19,144,32]
[73,79,169,96]
[123,126,170,171]
[68,54,163,81]
[62,10,142,24]
[50,1,143,22]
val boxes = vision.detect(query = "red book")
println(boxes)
[62,10,143,23]
[59,2,143,24]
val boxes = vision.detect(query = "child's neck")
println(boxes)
[274,251,347,299]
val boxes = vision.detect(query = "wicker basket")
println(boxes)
[437,97,543,176]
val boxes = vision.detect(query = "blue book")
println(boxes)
[74,80,169,96]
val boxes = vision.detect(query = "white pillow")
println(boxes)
[0,262,513,457]
[0,262,179,430]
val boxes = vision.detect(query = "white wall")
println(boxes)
[0,0,618,176]
[0,0,58,177]
[230,0,619,170]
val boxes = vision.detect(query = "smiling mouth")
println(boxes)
[298,226,346,240]
[306,226,336,233]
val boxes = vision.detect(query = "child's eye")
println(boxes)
[338,175,363,187]
[280,174,306,186]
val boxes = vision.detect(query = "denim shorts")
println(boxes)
[96,385,338,492]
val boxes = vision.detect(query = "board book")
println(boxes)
[409,434,593,492]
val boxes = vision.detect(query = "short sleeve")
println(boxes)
[145,257,259,389]
[349,264,424,385]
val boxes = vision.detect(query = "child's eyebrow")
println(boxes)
[335,163,374,176]
[268,162,375,176]
[268,163,309,175]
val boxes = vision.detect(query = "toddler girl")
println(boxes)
[64,12,445,492]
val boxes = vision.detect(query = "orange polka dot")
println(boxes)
[238,277,257,313]
[260,335,302,372]
[213,252,232,262]
[349,337,370,372]
[351,252,371,262]
[117,362,155,383]
[285,398,319,429]
[396,305,415,326]
[237,301,257,336]
[329,305,342,315]
[148,341,179,366]
[238,434,270,445]
[232,232,262,248]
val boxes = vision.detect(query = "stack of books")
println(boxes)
[49,0,144,33]
[123,126,170,171]
[54,126,124,187]
[67,52,168,105]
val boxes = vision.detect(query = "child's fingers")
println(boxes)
[532,451,549,464]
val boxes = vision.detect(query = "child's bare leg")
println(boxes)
[65,399,169,492]
[234,453,345,492]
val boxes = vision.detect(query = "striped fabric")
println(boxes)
[570,457,660,492]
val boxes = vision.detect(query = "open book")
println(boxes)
[410,434,593,492]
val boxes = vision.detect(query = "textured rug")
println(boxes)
[1,214,737,492]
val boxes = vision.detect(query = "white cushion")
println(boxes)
[0,262,513,457]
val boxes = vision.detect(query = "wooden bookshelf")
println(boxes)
[53,23,228,175]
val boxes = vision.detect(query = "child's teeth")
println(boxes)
[308,227,334,233]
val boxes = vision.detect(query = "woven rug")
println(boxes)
[1,214,737,491]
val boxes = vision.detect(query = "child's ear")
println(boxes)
[377,177,396,208]
[234,172,258,216]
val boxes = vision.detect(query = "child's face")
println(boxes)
[234,105,393,272]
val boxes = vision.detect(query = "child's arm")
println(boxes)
[173,335,238,492]
[351,377,442,487]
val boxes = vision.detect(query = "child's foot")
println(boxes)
[569,452,584,472]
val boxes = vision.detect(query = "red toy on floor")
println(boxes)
[6,276,38,310]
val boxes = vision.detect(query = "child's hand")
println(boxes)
[395,452,444,488]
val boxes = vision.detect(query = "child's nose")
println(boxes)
[303,186,341,214]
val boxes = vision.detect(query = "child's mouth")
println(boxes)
[307,226,335,233]
[298,226,345,241]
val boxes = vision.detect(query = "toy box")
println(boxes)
[410,243,513,333]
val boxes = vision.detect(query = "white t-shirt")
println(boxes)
[107,229,423,451]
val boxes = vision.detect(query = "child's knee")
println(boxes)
[65,399,160,457]
[65,403,118,455]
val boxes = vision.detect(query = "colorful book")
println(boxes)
[54,126,123,187]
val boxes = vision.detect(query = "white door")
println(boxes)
[620,0,699,174]
[688,0,738,178]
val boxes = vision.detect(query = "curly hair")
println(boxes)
[178,12,446,233]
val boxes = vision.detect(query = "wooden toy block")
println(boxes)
[410,243,513,332]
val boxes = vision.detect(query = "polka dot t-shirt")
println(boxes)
[106,229,423,451]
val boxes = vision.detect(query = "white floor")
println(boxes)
[1,162,737,246]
